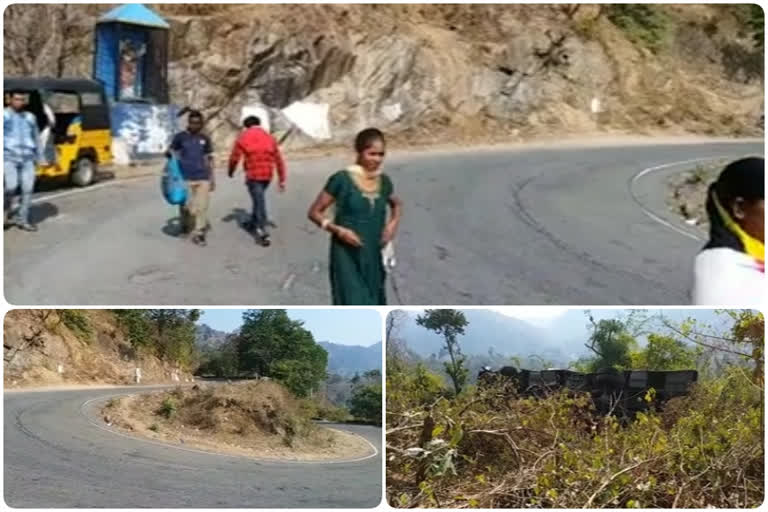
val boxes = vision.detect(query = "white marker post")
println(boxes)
[135,367,142,384]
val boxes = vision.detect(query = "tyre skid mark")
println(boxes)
[507,172,681,301]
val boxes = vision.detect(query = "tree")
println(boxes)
[112,309,201,370]
[113,309,153,349]
[148,309,200,340]
[146,309,200,364]
[631,333,700,370]
[349,383,382,425]
[386,310,410,375]
[236,309,328,397]
[583,314,637,371]
[199,333,240,377]
[662,310,764,384]
[272,358,326,398]
[416,309,469,395]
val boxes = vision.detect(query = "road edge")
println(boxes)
[627,153,759,242]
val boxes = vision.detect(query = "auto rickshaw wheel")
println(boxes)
[71,156,95,187]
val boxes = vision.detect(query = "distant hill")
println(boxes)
[195,324,230,350]
[319,341,382,377]
[398,310,578,366]
[399,309,728,371]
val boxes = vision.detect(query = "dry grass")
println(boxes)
[105,381,373,461]
[3,310,191,388]
[386,369,763,508]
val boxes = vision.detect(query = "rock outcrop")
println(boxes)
[3,310,193,388]
[4,4,763,150]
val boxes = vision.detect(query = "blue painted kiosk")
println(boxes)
[93,4,178,163]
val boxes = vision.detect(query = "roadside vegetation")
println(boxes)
[197,309,382,425]
[112,309,201,370]
[386,310,764,508]
[104,380,374,460]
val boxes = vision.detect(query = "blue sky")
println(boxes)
[200,309,382,346]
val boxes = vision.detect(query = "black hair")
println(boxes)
[703,157,764,253]
[243,116,261,128]
[188,109,204,122]
[354,128,385,153]
[8,89,26,97]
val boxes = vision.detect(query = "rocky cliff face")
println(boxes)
[4,4,763,150]
[3,310,193,388]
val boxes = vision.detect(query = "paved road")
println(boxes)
[4,139,762,305]
[4,387,382,507]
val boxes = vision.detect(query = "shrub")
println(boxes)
[606,5,670,53]
[158,397,177,419]
[112,310,153,351]
[57,309,93,341]
[319,405,352,423]
[387,369,763,508]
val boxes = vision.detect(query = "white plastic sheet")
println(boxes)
[281,101,331,140]
[382,103,403,122]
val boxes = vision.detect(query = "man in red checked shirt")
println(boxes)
[228,116,287,247]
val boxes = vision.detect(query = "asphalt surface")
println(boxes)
[4,386,382,508]
[3,139,762,305]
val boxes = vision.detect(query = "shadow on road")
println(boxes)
[94,169,117,183]
[29,202,59,225]
[222,208,260,242]
[161,216,185,238]
[4,202,59,228]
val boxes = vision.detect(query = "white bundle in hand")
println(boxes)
[382,241,396,273]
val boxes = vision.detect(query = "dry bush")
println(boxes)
[155,381,323,447]
[387,368,763,508]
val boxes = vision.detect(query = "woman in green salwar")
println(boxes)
[308,128,402,305]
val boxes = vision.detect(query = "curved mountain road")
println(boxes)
[4,138,761,305]
[4,387,382,508]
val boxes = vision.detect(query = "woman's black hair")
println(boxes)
[354,128,385,153]
[704,156,764,253]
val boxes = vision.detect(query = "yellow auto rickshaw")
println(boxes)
[4,77,113,186]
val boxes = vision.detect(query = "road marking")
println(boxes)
[80,392,379,465]
[629,155,741,242]
[281,273,296,290]
[31,174,154,205]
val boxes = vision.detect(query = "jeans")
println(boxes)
[246,180,270,233]
[4,158,36,224]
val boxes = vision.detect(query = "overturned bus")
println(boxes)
[478,366,698,416]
